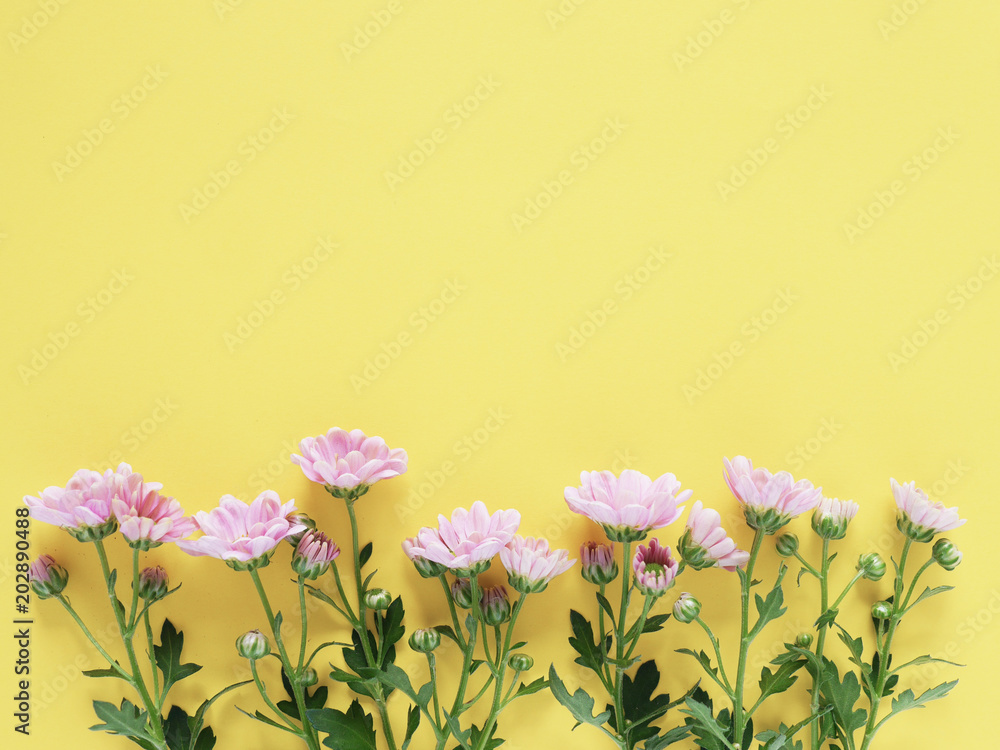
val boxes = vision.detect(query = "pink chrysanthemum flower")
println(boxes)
[564,469,691,542]
[891,478,966,543]
[811,497,859,541]
[23,464,142,542]
[407,501,520,577]
[632,538,679,597]
[292,427,408,497]
[402,536,447,578]
[176,491,306,571]
[723,456,823,534]
[678,501,750,571]
[291,530,340,580]
[110,470,196,550]
[500,535,575,594]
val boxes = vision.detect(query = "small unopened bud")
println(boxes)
[29,555,68,599]
[508,653,534,671]
[932,538,962,571]
[298,667,318,687]
[811,498,859,541]
[136,566,169,602]
[871,601,893,620]
[672,593,701,624]
[479,585,511,626]
[451,578,475,609]
[364,588,392,610]
[580,541,618,585]
[795,632,814,648]
[285,513,317,547]
[236,630,271,660]
[291,530,340,580]
[857,552,886,582]
[409,628,441,653]
[775,533,799,558]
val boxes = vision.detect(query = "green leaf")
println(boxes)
[187,680,252,750]
[235,706,293,733]
[434,625,461,644]
[82,666,128,681]
[752,580,787,636]
[819,663,866,735]
[155,619,202,696]
[890,654,964,676]
[814,608,839,628]
[359,542,373,568]
[89,699,154,743]
[163,705,192,750]
[401,705,420,750]
[443,710,471,749]
[643,725,690,748]
[595,592,617,627]
[680,697,735,750]
[642,613,671,635]
[758,659,804,702]
[515,676,548,698]
[884,680,958,722]
[567,609,605,674]
[906,585,954,612]
[307,701,377,750]
[278,668,328,719]
[676,648,718,680]
[614,660,675,743]
[378,596,406,656]
[378,663,421,705]
[547,665,612,728]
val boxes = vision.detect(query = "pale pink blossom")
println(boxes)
[811,497,859,540]
[632,539,679,597]
[29,554,69,598]
[580,541,618,584]
[723,456,823,533]
[111,471,195,549]
[407,501,520,576]
[564,469,691,542]
[678,501,749,571]
[891,478,966,542]
[292,530,340,579]
[176,492,306,570]
[500,535,575,593]
[292,428,407,492]
[23,464,142,541]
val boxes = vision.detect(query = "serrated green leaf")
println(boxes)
[307,700,377,750]
[235,706,294,733]
[89,699,153,742]
[752,580,787,636]
[814,608,839,628]
[758,660,803,701]
[680,697,735,750]
[163,705,191,750]
[547,665,612,728]
[819,663,866,734]
[905,585,954,612]
[886,680,958,719]
[642,725,690,748]
[890,654,964,676]
[401,705,420,749]
[642,613,671,635]
[155,619,202,696]
[378,663,421,705]
[568,610,605,674]
[515,676,548,698]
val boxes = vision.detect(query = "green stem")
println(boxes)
[733,529,765,748]
[94,541,165,747]
[810,539,831,750]
[427,652,442,728]
[450,576,481,718]
[297,576,309,669]
[596,583,615,691]
[250,659,302,732]
[613,540,633,745]
[144,611,160,708]
[56,595,132,680]
[829,571,866,612]
[624,596,652,660]
[249,569,320,750]
[694,616,734,696]
[900,559,935,612]
[859,537,913,750]
[330,563,359,624]
[475,594,527,750]
[440,574,467,648]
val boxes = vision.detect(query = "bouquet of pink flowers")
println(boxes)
[24,431,965,750]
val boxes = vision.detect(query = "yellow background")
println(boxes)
[1,1,997,748]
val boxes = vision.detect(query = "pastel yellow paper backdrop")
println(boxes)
[1,1,997,748]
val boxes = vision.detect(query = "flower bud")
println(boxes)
[409,628,441,653]
[795,632,814,648]
[856,552,886,582]
[28,555,68,599]
[811,498,859,541]
[580,542,618,585]
[672,593,701,624]
[136,566,169,602]
[402,537,447,578]
[451,578,475,609]
[285,513,317,547]
[298,667,318,687]
[775,533,799,558]
[364,588,392,610]
[479,585,511,626]
[871,601,893,620]
[236,630,271,660]
[291,530,340,580]
[932,538,962,571]
[508,653,534,671]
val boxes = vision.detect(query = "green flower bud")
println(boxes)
[932,538,962,571]
[775,533,799,558]
[672,593,701,624]
[795,632,814,648]
[451,578,475,609]
[236,630,271,660]
[285,513,317,547]
[136,566,169,602]
[580,541,619,585]
[298,668,318,687]
[857,552,886,582]
[364,588,392,610]
[28,555,68,599]
[508,653,534,671]
[408,628,442,653]
[871,601,893,620]
[479,586,511,626]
